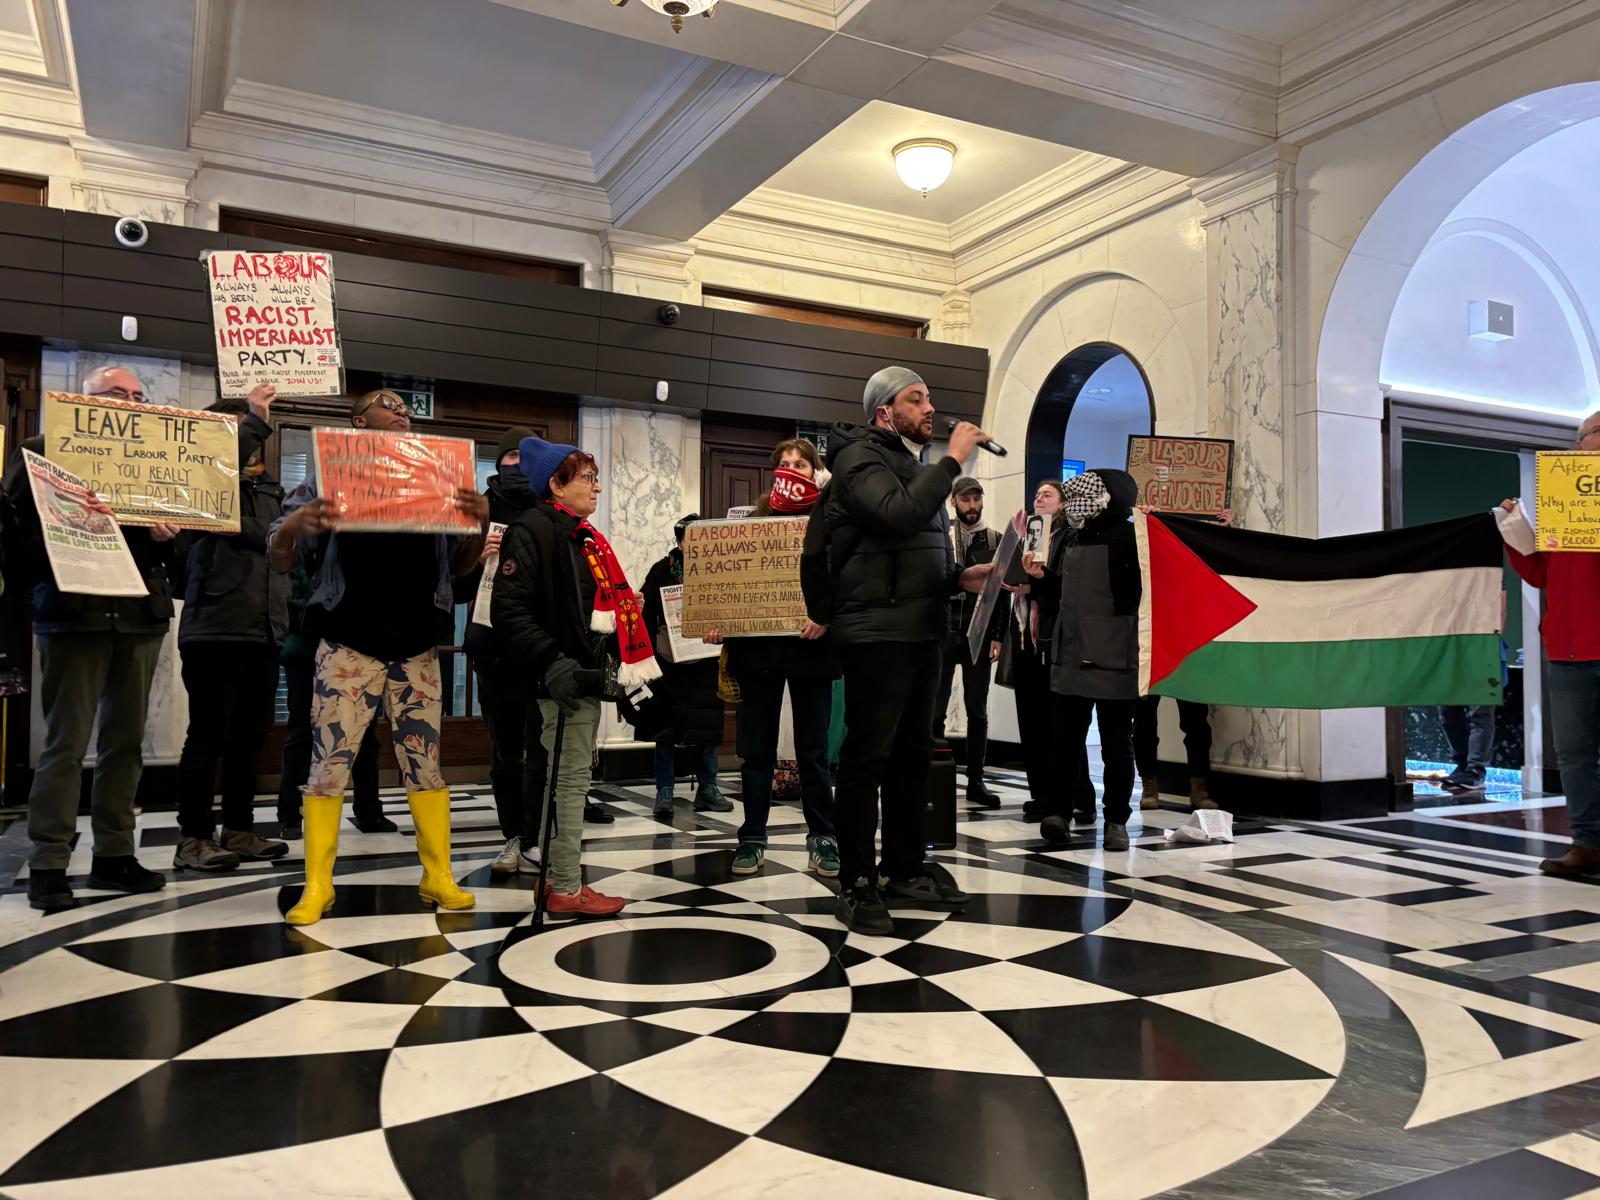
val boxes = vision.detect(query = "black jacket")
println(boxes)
[3,435,176,636]
[492,501,602,691]
[804,423,961,646]
[948,523,1011,646]
[176,414,288,646]
[462,472,542,667]
[641,548,724,746]
[1050,470,1143,700]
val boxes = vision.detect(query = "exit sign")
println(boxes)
[381,377,435,420]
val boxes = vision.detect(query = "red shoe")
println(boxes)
[545,884,626,917]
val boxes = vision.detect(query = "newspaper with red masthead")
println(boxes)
[22,449,146,596]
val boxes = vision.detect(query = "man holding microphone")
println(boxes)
[803,365,995,934]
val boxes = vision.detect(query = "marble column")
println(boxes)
[1192,147,1298,777]
[602,230,700,304]
[68,138,199,226]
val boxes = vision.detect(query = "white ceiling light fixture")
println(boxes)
[893,139,956,197]
[609,0,717,34]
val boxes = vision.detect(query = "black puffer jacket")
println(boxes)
[492,501,602,693]
[3,436,176,636]
[806,423,960,646]
[641,548,724,746]
[177,414,289,646]
[462,472,542,668]
[1050,469,1143,700]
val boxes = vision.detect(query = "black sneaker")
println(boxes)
[350,814,399,834]
[882,862,969,910]
[279,821,303,841]
[1040,815,1070,845]
[835,878,893,935]
[584,802,615,825]
[28,869,76,913]
[87,855,166,895]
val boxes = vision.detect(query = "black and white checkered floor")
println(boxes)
[5,771,1600,1197]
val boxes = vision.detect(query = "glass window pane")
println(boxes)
[280,428,313,492]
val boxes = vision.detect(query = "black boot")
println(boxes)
[87,855,166,895]
[964,719,1000,807]
[28,868,76,913]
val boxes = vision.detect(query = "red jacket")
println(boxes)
[1506,546,1600,662]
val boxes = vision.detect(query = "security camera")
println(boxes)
[113,217,149,249]
[657,303,680,326]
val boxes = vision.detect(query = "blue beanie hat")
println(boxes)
[520,435,581,498]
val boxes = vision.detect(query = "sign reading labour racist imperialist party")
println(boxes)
[43,392,240,531]
[1126,435,1234,518]
[312,428,478,534]
[1534,452,1600,551]
[205,250,343,399]
[680,517,808,638]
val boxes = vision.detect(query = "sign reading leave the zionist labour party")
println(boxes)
[311,428,479,534]
[1126,435,1234,518]
[1534,451,1600,551]
[680,517,809,638]
[43,391,240,532]
[205,249,343,398]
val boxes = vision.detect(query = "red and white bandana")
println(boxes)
[769,467,821,514]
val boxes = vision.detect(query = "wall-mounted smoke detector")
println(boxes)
[1469,300,1514,341]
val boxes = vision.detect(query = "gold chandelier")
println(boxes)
[610,0,718,34]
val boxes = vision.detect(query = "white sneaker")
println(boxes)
[518,842,543,874]
[491,837,522,877]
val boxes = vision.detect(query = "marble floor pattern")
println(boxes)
[5,776,1600,1197]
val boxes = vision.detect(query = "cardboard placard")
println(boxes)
[311,428,478,534]
[22,449,147,596]
[205,249,343,398]
[1126,435,1234,517]
[43,391,240,531]
[967,517,1019,664]
[680,516,808,638]
[1534,451,1600,551]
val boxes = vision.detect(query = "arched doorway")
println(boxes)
[1025,342,1155,488]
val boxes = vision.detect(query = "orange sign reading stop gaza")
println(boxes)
[311,427,478,534]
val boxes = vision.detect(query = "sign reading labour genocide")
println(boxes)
[680,517,809,638]
[43,391,240,531]
[312,428,479,534]
[1534,451,1600,551]
[205,249,343,398]
[1126,435,1234,518]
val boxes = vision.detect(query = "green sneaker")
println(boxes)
[807,835,840,879]
[731,843,765,875]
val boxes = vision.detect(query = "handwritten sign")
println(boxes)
[1534,452,1600,551]
[23,449,147,596]
[44,391,239,531]
[681,516,808,637]
[1126,436,1234,517]
[311,427,478,534]
[205,249,343,398]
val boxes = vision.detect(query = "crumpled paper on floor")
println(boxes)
[1165,808,1234,845]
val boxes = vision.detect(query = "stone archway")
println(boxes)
[1023,342,1156,489]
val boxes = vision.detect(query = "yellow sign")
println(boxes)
[43,391,240,532]
[1535,451,1600,552]
[680,517,809,637]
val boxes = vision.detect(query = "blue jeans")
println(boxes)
[654,740,718,794]
[1440,704,1495,776]
[735,671,835,845]
[1549,662,1600,849]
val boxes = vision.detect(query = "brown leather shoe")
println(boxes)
[1540,845,1600,878]
[1189,777,1219,811]
[1140,777,1160,810]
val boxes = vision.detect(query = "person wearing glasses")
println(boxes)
[4,367,179,912]
[267,389,489,927]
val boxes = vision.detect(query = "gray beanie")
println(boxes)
[863,365,926,418]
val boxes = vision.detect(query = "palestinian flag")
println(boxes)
[1137,512,1504,709]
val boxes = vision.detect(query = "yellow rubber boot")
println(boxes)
[410,789,475,911]
[286,795,342,926]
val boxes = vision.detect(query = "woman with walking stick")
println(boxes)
[492,437,653,917]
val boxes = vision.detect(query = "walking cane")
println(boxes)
[531,707,568,930]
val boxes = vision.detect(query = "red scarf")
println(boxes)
[551,502,661,685]
[769,467,821,513]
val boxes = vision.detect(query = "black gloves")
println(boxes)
[544,659,609,714]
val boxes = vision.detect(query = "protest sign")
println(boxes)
[968,517,1019,664]
[44,391,239,531]
[312,427,478,534]
[470,522,507,629]
[681,517,808,637]
[1126,435,1234,517]
[659,584,719,663]
[725,505,755,519]
[205,249,343,398]
[1534,452,1600,551]
[23,449,147,596]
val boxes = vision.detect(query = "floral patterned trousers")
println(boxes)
[306,640,446,797]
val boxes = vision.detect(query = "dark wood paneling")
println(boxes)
[0,231,62,272]
[705,386,859,427]
[0,205,62,238]
[63,275,210,324]
[600,291,715,334]
[703,287,925,338]
[339,310,597,371]
[63,209,216,259]
[710,307,977,369]
[59,307,215,355]
[0,299,60,339]
[0,266,61,305]
[594,371,709,409]
[342,340,595,396]
[334,279,599,343]
[64,241,207,291]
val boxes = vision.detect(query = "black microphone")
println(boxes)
[944,418,1008,457]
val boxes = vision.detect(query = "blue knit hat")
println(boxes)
[520,435,582,498]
